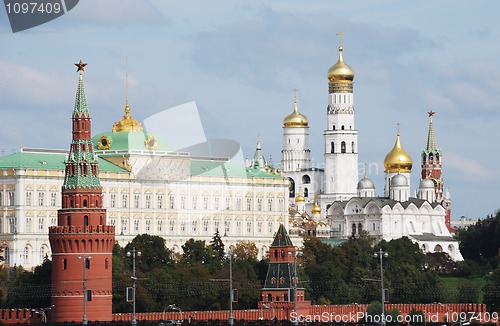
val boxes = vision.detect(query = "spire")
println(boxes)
[73,59,90,117]
[112,60,144,132]
[426,111,437,152]
[253,135,266,168]
[63,61,102,190]
[271,224,294,247]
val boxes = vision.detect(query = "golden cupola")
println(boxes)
[112,103,144,132]
[311,196,321,215]
[384,132,412,173]
[283,94,308,128]
[327,46,354,83]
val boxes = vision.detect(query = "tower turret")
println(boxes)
[49,61,115,323]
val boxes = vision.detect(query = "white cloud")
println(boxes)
[446,152,499,182]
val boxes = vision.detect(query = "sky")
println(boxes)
[0,1,499,221]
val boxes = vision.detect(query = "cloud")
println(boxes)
[0,59,73,107]
[189,10,436,91]
[62,0,167,26]
[445,152,499,182]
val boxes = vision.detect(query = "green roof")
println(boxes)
[92,131,171,152]
[190,159,283,179]
[271,224,294,247]
[0,150,128,173]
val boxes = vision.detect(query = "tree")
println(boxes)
[210,229,225,260]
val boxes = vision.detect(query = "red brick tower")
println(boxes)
[421,111,451,230]
[260,224,310,318]
[48,61,115,323]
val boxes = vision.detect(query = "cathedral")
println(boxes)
[281,40,462,260]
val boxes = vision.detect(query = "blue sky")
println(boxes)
[1,1,499,220]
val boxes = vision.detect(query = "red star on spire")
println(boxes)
[75,59,87,73]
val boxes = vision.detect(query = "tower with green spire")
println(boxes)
[49,61,115,323]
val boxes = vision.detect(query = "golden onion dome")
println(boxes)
[112,104,144,132]
[327,46,354,83]
[384,132,413,173]
[311,195,321,214]
[295,195,305,203]
[311,203,321,215]
[283,98,308,128]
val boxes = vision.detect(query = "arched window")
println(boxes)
[83,199,87,207]
[281,249,285,258]
[267,294,272,302]
[274,249,278,258]
[351,141,355,153]
[67,216,71,226]
[330,142,334,153]
[70,199,74,208]
[352,223,356,235]
[284,293,289,301]
[4,247,9,265]
[304,188,309,197]
[358,223,363,233]
[332,125,336,130]
[288,178,295,198]
[429,153,433,162]
[84,216,88,227]
[63,258,67,270]
[434,244,443,252]
[341,125,345,130]
[302,175,311,184]
[341,141,346,153]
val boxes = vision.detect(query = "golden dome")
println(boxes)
[112,104,144,132]
[295,195,305,203]
[283,98,308,128]
[311,195,321,214]
[384,132,412,173]
[311,203,321,214]
[327,46,354,83]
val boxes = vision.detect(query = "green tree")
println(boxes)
[210,229,225,260]
[483,266,500,311]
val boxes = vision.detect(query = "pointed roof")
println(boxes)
[252,136,266,168]
[73,73,90,117]
[271,224,294,247]
[424,111,440,154]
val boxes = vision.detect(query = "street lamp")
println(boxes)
[126,247,141,326]
[373,249,388,325]
[78,253,91,325]
[166,304,183,323]
[31,305,55,323]
[225,251,237,326]
[288,248,302,326]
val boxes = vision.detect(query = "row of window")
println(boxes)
[330,141,355,154]
[107,193,284,212]
[1,245,49,265]
[109,218,275,236]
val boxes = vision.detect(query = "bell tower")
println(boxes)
[49,61,115,323]
[323,33,358,202]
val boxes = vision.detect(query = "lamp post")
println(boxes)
[31,305,55,323]
[127,247,141,326]
[225,251,237,326]
[78,253,91,325]
[167,304,183,323]
[373,249,388,325]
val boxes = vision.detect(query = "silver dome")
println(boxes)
[391,173,408,187]
[419,178,435,189]
[357,176,375,190]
